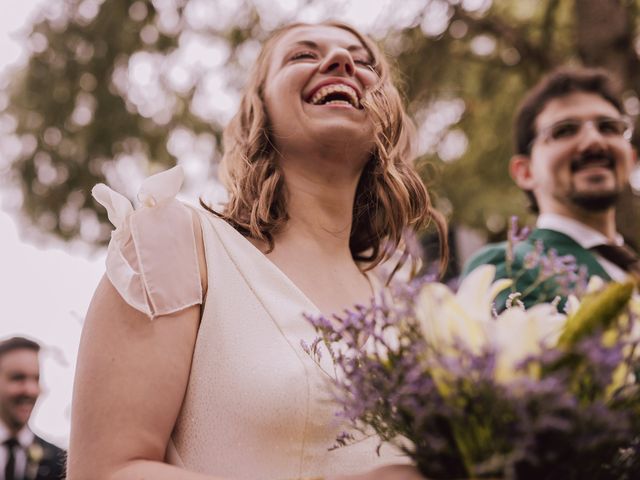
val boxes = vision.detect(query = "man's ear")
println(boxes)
[509,154,536,190]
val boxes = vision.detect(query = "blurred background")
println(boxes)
[2,0,640,447]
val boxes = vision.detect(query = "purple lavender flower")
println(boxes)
[304,269,640,479]
[507,216,532,263]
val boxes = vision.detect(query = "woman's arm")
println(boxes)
[68,210,213,480]
[67,275,213,480]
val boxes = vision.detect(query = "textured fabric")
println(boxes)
[96,167,404,477]
[165,210,404,477]
[591,244,640,276]
[4,438,17,480]
[0,423,33,480]
[537,213,625,248]
[27,436,66,480]
[463,228,611,311]
[537,213,627,281]
[93,166,203,318]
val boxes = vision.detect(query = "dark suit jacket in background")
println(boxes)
[26,435,66,480]
[463,228,611,311]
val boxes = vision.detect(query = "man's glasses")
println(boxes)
[532,116,634,148]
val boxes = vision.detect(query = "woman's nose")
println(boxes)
[319,48,355,76]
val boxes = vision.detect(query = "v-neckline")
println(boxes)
[201,211,376,316]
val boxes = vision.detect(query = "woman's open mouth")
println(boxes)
[306,82,361,109]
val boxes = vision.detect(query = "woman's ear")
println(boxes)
[509,154,536,190]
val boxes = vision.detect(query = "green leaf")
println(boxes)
[558,281,635,348]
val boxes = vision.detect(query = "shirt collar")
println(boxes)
[536,213,624,249]
[0,419,35,448]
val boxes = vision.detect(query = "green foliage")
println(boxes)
[390,0,639,241]
[559,281,635,347]
[4,0,640,247]
[5,0,261,242]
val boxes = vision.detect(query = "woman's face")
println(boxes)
[263,25,379,161]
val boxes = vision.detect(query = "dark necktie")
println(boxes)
[591,243,640,276]
[4,437,18,480]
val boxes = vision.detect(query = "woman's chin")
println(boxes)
[309,121,374,147]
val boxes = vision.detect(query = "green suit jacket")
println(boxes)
[462,228,611,310]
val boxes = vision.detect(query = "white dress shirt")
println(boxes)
[537,213,628,282]
[0,419,35,480]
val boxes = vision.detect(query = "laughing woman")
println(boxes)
[67,21,444,480]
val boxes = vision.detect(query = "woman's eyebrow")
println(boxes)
[291,40,368,53]
[292,40,319,49]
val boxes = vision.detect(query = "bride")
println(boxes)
[67,21,444,480]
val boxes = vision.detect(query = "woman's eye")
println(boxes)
[354,59,373,67]
[290,51,317,61]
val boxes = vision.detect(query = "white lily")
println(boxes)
[586,275,606,293]
[491,303,565,383]
[564,294,581,316]
[415,265,511,354]
[415,264,566,385]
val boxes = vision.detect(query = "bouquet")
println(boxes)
[303,265,640,479]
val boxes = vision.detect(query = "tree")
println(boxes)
[4,0,262,243]
[392,0,640,245]
[4,0,639,253]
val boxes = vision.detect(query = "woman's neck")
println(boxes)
[275,151,365,254]
[253,151,374,314]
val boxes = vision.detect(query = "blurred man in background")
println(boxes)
[0,337,65,480]
[464,67,638,309]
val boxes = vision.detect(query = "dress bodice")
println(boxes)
[93,166,404,478]
[166,210,403,478]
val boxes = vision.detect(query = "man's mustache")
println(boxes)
[570,151,615,172]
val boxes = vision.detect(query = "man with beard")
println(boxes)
[463,67,638,309]
[0,337,64,479]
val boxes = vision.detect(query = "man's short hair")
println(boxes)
[514,66,624,155]
[0,337,40,363]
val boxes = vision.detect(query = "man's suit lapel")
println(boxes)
[25,436,64,480]
[23,436,44,480]
[530,228,611,281]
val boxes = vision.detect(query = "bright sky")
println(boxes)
[0,0,105,448]
[0,0,398,450]
[0,212,103,448]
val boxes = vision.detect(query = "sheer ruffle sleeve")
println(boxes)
[92,165,203,319]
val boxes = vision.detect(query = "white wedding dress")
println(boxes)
[93,166,405,479]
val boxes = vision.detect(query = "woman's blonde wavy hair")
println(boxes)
[202,21,447,273]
